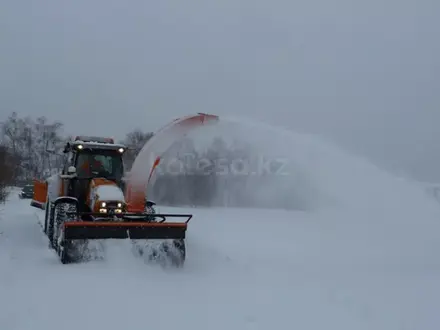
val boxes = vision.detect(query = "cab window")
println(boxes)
[63,152,74,174]
[76,151,123,179]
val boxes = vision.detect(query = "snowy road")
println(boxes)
[1,191,440,330]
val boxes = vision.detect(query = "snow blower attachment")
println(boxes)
[62,215,191,240]
[54,205,192,266]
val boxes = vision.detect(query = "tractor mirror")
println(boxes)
[67,166,77,174]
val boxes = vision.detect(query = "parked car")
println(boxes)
[19,184,34,199]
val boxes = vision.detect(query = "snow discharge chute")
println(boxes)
[125,113,219,212]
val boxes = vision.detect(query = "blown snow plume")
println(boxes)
[217,117,440,214]
[166,118,327,211]
[127,114,440,218]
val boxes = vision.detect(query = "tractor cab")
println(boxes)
[63,136,125,179]
[62,136,126,212]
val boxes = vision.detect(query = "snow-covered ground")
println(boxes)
[1,187,440,329]
[1,119,440,329]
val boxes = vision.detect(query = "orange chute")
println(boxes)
[126,113,219,212]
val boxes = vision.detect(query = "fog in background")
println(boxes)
[1,0,439,182]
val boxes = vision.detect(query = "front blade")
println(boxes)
[63,222,187,240]
[75,213,193,223]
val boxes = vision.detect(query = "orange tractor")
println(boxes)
[31,136,191,265]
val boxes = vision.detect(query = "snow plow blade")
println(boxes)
[63,213,192,240]
[63,221,188,240]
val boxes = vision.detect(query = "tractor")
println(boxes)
[32,136,191,265]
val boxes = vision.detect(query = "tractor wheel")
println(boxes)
[43,201,49,234]
[164,239,186,268]
[135,239,186,268]
[46,203,55,248]
[52,199,78,264]
[43,200,52,235]
[145,203,157,222]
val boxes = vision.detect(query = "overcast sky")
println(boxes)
[1,0,439,182]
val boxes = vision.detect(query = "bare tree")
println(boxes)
[1,112,66,183]
[120,129,153,170]
[0,145,18,203]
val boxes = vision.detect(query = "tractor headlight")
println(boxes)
[101,202,106,207]
[118,148,124,153]
[117,202,122,208]
[77,144,83,150]
[115,208,122,214]
[99,208,107,213]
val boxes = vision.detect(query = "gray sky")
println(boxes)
[1,0,439,182]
